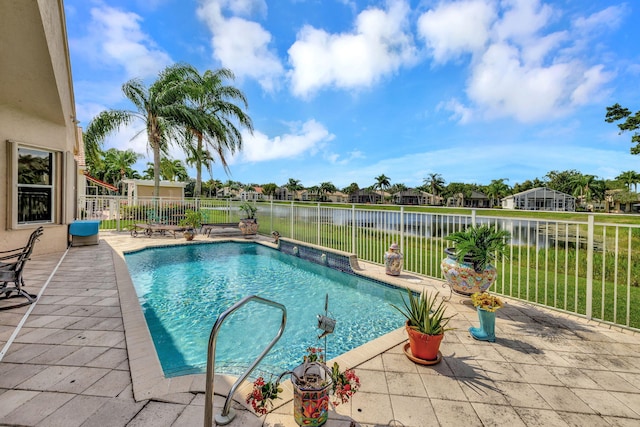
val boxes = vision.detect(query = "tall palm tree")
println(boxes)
[484,178,510,207]
[319,182,337,202]
[570,174,597,204]
[84,63,201,197]
[423,173,445,196]
[185,145,215,196]
[180,68,253,197]
[616,170,640,192]
[285,178,303,200]
[102,148,141,192]
[374,174,391,203]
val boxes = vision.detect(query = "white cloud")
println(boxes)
[197,0,283,92]
[234,120,335,163]
[76,5,172,79]
[417,0,496,63]
[287,0,417,98]
[418,0,616,123]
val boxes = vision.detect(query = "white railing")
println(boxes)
[77,197,640,331]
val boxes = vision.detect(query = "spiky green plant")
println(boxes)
[390,289,455,335]
[444,225,511,272]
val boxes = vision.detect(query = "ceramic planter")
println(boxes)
[406,321,443,361]
[238,218,259,236]
[291,362,333,427]
[440,248,497,296]
[384,243,403,276]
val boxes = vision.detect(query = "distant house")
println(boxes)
[393,189,442,205]
[502,187,575,211]
[326,191,349,203]
[447,191,490,208]
[240,186,264,201]
[350,189,382,204]
[275,187,296,201]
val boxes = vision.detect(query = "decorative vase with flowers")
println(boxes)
[469,292,504,342]
[246,347,360,426]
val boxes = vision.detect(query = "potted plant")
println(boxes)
[391,289,455,362]
[440,224,511,296]
[180,210,203,241]
[469,292,503,342]
[238,202,259,236]
[246,347,360,426]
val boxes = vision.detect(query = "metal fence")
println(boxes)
[78,196,640,332]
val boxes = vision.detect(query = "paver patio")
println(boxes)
[1,231,639,426]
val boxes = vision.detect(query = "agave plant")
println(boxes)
[444,225,511,272]
[391,289,455,335]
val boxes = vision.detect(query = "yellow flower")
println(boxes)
[470,292,503,312]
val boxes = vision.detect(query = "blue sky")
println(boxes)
[64,0,640,190]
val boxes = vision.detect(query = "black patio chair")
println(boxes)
[0,226,44,309]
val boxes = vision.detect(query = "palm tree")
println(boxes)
[180,68,253,197]
[102,148,141,193]
[318,182,337,202]
[570,174,597,205]
[423,173,445,196]
[374,174,391,203]
[160,158,188,182]
[343,182,360,195]
[185,145,215,196]
[616,171,640,192]
[84,63,201,197]
[285,178,303,200]
[484,178,510,207]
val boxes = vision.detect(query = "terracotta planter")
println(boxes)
[440,248,497,296]
[183,230,195,241]
[406,321,443,361]
[238,218,259,236]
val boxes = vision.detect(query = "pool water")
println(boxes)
[125,242,406,378]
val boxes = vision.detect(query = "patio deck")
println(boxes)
[1,231,639,426]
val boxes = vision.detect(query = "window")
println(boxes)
[17,147,54,224]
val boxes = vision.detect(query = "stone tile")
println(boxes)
[126,401,184,427]
[2,343,51,363]
[609,391,640,418]
[79,396,146,427]
[459,378,509,405]
[355,369,388,394]
[530,384,594,413]
[512,363,563,386]
[603,416,640,427]
[381,352,419,373]
[0,389,38,418]
[583,369,640,393]
[38,395,110,427]
[575,388,640,418]
[385,371,427,397]
[0,391,74,426]
[430,398,482,427]
[497,381,551,409]
[0,363,47,389]
[482,361,525,382]
[171,404,205,427]
[83,371,131,397]
[18,365,79,390]
[389,394,437,427]
[558,412,611,427]
[547,366,600,388]
[514,407,571,427]
[349,391,393,425]
[27,344,79,364]
[58,346,109,366]
[472,402,527,427]
[422,373,467,401]
[85,348,128,369]
[49,367,110,394]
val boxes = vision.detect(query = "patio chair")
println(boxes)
[0,226,43,309]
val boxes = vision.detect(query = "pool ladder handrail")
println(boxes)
[204,295,287,427]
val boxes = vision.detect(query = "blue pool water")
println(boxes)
[125,242,406,378]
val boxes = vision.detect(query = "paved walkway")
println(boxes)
[1,232,640,426]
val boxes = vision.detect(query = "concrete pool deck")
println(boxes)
[0,231,639,426]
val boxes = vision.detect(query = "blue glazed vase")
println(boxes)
[469,307,496,342]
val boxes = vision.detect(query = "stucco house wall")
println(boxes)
[1,0,79,255]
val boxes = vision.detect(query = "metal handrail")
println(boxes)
[204,295,287,427]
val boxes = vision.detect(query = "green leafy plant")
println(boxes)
[390,289,455,335]
[238,202,258,219]
[180,209,203,230]
[444,225,511,272]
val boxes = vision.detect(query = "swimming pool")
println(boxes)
[125,241,406,378]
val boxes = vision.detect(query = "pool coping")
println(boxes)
[105,233,444,410]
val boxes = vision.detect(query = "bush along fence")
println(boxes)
[78,196,640,331]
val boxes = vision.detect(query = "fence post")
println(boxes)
[352,204,356,254]
[400,206,404,252]
[290,201,295,239]
[471,209,477,226]
[317,203,321,246]
[114,198,120,231]
[586,214,594,320]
